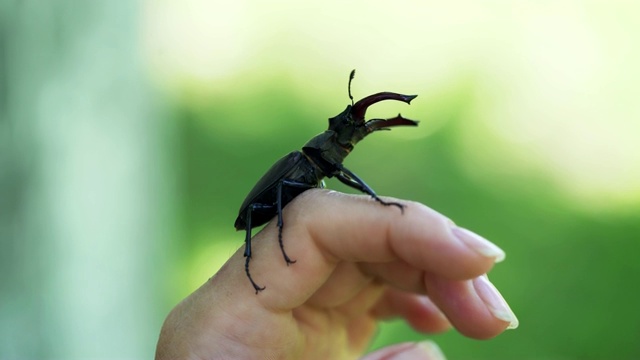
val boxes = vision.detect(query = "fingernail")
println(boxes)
[473,275,519,329]
[395,341,446,360]
[416,341,446,360]
[451,226,506,263]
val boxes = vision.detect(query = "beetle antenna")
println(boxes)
[348,69,356,106]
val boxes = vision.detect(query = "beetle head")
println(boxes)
[328,70,418,149]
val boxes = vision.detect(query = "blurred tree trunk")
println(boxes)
[1,1,173,358]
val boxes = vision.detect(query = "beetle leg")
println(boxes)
[276,179,316,265]
[276,181,296,266]
[334,164,404,213]
[244,203,271,293]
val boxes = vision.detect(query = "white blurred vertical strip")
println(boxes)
[1,1,172,359]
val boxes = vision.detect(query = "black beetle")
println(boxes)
[235,70,419,293]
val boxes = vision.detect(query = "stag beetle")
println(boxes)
[235,70,419,293]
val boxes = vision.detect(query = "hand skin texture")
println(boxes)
[155,189,518,360]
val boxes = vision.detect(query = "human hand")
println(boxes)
[155,189,518,359]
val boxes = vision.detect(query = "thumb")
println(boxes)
[360,341,446,360]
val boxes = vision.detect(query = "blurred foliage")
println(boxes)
[4,1,639,358]
[171,79,640,359]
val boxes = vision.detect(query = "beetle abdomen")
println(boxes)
[234,151,323,230]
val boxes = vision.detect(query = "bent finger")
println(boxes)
[370,289,451,334]
[360,341,446,360]
[425,274,519,339]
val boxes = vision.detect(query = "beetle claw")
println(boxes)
[281,245,297,265]
[278,223,297,265]
[376,198,405,214]
[245,255,266,293]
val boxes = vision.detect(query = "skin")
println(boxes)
[156,189,517,360]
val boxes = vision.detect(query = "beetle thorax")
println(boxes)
[328,105,370,148]
[300,130,352,176]
[302,130,350,160]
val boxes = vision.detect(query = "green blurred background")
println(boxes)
[2,1,639,359]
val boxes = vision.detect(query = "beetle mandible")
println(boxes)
[235,70,419,293]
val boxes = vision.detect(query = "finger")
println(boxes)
[370,289,451,333]
[425,274,519,339]
[243,189,504,307]
[360,341,446,360]
[298,190,505,280]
